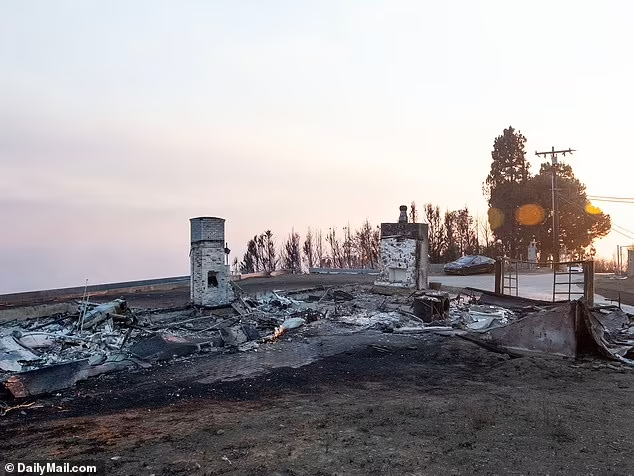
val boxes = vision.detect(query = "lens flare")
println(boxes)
[488,208,505,230]
[585,203,602,215]
[515,203,545,226]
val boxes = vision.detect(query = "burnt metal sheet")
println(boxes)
[4,359,89,397]
[483,302,577,358]
[81,299,127,329]
[466,287,564,309]
[2,357,136,398]
[220,325,261,346]
[581,304,634,365]
[128,333,203,361]
[0,336,40,372]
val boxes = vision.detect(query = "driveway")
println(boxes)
[434,272,634,312]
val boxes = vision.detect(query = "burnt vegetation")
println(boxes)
[238,206,497,273]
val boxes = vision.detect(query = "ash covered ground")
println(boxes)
[1,274,634,475]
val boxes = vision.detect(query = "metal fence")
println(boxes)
[494,258,594,304]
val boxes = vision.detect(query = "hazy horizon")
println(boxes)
[2,0,633,294]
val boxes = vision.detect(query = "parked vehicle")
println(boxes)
[567,264,583,273]
[443,255,496,275]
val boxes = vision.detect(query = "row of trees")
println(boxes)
[424,203,502,263]
[237,204,503,274]
[237,220,382,274]
[485,126,611,260]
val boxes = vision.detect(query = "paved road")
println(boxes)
[434,272,634,312]
[434,272,558,301]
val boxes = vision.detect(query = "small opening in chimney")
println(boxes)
[207,271,219,287]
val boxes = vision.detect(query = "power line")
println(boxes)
[559,194,634,238]
[558,194,634,241]
[609,219,634,235]
[587,196,634,204]
[608,223,634,239]
[559,196,634,242]
[613,224,634,238]
[587,195,634,201]
[584,196,634,234]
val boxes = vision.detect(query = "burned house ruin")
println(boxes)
[190,217,234,306]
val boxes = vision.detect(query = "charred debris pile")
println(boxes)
[1,284,633,404]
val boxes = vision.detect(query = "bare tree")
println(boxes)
[243,222,383,274]
[241,232,277,273]
[263,230,277,273]
[410,201,419,223]
[302,227,315,270]
[240,237,259,273]
[455,207,478,256]
[342,225,355,268]
[326,227,344,268]
[255,234,266,270]
[478,215,494,256]
[281,230,302,273]
[355,219,380,269]
[371,225,381,267]
[444,211,460,262]
[424,203,446,263]
[313,229,325,267]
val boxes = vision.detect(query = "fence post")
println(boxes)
[495,259,504,294]
[583,260,595,307]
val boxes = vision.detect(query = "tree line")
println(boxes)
[237,220,381,274]
[237,204,502,274]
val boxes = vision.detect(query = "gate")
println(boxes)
[503,259,519,296]
[494,258,594,304]
[494,258,521,297]
[553,260,594,305]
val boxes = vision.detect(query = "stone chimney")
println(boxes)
[398,205,408,223]
[190,217,234,306]
[375,206,429,290]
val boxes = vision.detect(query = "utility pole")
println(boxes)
[535,146,575,265]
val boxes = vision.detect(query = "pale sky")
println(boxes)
[1,0,633,293]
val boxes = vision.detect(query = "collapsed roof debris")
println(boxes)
[4,355,142,398]
[80,298,127,330]
[1,283,633,401]
[0,336,39,372]
[483,302,577,358]
[582,305,634,364]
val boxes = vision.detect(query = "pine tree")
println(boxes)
[484,126,532,257]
